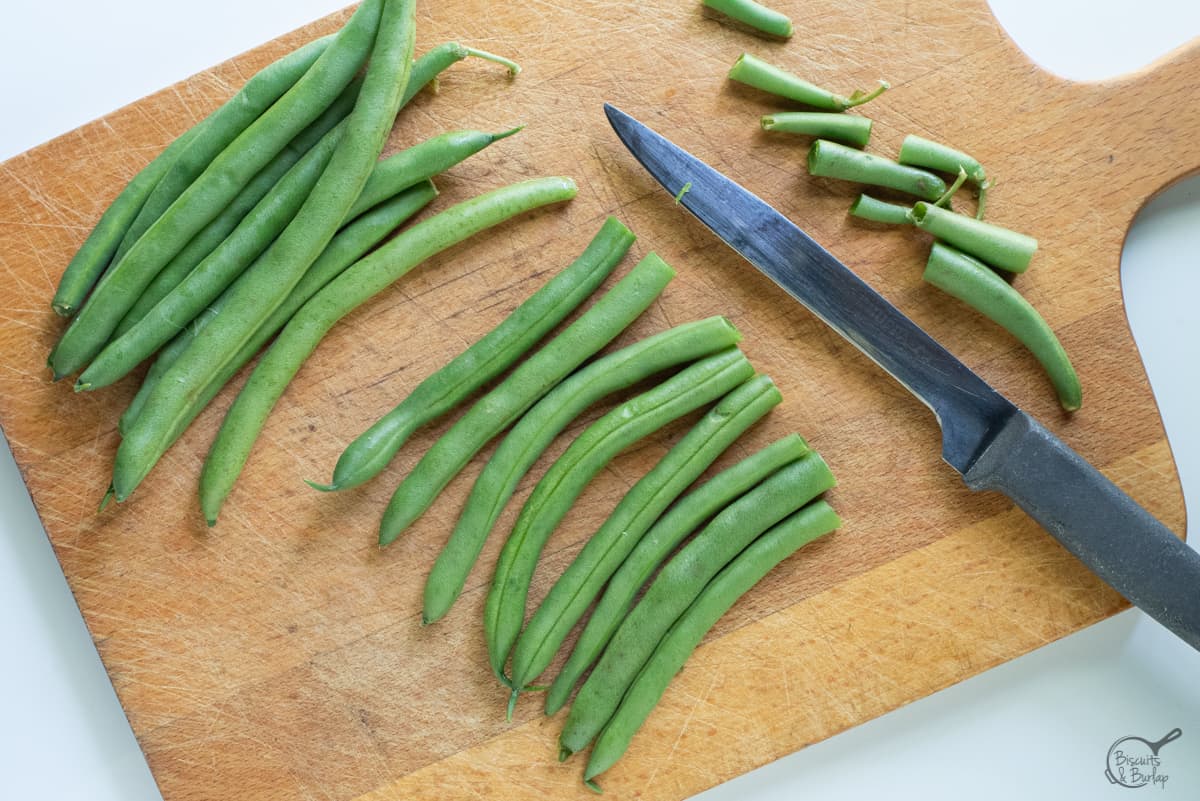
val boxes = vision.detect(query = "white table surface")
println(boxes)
[2,2,1198,799]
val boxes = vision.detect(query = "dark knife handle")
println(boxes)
[962,411,1200,651]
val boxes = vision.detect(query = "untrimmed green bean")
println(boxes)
[508,374,782,700]
[585,500,840,786]
[108,37,337,272]
[558,452,836,757]
[485,348,756,688]
[315,217,635,494]
[849,194,912,226]
[729,53,887,110]
[112,0,411,502]
[808,139,946,201]
[51,126,198,318]
[378,252,675,545]
[198,177,577,524]
[761,112,871,148]
[120,182,438,442]
[546,434,810,716]
[423,317,742,626]
[112,77,363,339]
[404,42,521,103]
[924,242,1080,410]
[50,0,385,380]
[702,0,793,38]
[909,202,1037,273]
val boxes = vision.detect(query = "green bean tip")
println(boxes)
[492,125,525,142]
[506,689,519,721]
[97,485,115,513]
[584,777,603,794]
[674,182,693,204]
[303,478,339,493]
[558,745,574,762]
[462,46,521,77]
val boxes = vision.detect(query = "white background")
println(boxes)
[1,1,1199,799]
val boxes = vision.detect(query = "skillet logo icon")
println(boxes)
[1105,728,1181,789]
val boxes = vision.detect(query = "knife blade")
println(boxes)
[604,102,1200,651]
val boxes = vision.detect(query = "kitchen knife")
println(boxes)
[604,102,1200,651]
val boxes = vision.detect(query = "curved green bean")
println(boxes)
[108,36,337,272]
[849,194,912,225]
[808,139,945,201]
[404,42,521,103]
[923,242,1080,410]
[49,0,385,380]
[378,252,675,545]
[909,202,1037,273]
[546,434,810,716]
[121,182,437,443]
[423,316,742,626]
[198,177,577,524]
[485,348,756,689]
[761,112,871,148]
[702,0,793,38]
[898,134,986,184]
[729,53,887,110]
[315,217,634,494]
[508,374,782,700]
[558,452,836,758]
[112,0,412,503]
[112,77,363,339]
[585,500,841,786]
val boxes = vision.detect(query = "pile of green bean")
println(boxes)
[47,1,593,512]
[729,50,1081,410]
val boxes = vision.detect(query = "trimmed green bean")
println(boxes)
[121,182,438,442]
[508,374,782,700]
[485,348,757,688]
[761,112,872,148]
[423,317,743,626]
[909,202,1037,273]
[729,53,887,111]
[198,177,577,524]
[546,434,810,716]
[898,134,986,185]
[112,77,363,339]
[923,243,1080,410]
[51,126,198,318]
[702,0,793,38]
[49,0,385,380]
[112,0,411,503]
[108,37,337,271]
[378,252,675,545]
[558,452,836,758]
[585,500,841,786]
[849,194,912,226]
[807,139,946,201]
[315,217,635,494]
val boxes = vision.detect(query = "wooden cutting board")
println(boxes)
[0,1,1195,798]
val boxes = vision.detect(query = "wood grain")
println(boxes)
[0,1,1194,799]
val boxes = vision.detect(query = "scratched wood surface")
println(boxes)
[0,1,1195,798]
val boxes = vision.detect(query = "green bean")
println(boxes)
[112,77,363,339]
[508,374,782,700]
[315,217,635,494]
[378,252,675,545]
[923,242,1080,410]
[898,134,986,185]
[585,500,841,787]
[108,36,337,272]
[423,317,742,626]
[405,43,521,102]
[51,126,198,318]
[485,348,756,690]
[728,53,887,110]
[558,452,836,757]
[198,177,577,524]
[78,120,348,392]
[120,182,438,442]
[49,0,385,380]
[807,139,945,201]
[761,112,872,148]
[909,202,1037,273]
[849,194,912,226]
[82,126,512,392]
[702,0,793,38]
[546,434,810,716]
